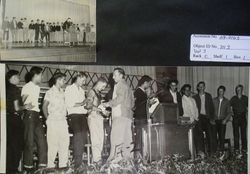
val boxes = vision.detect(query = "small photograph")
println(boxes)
[2,64,249,173]
[0,0,96,62]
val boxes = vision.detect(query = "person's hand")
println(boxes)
[24,103,34,110]
[102,102,110,108]
[210,120,216,125]
[222,119,227,125]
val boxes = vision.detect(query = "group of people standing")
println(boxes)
[5,67,248,174]
[6,67,134,174]
[146,80,247,157]
[2,16,95,47]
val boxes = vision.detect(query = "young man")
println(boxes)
[193,81,215,155]
[65,72,89,170]
[42,73,69,168]
[213,86,232,152]
[103,68,135,162]
[34,19,41,46]
[21,67,47,172]
[2,16,10,42]
[6,70,32,173]
[133,75,152,156]
[28,20,35,43]
[180,84,199,123]
[157,79,183,116]
[10,17,18,43]
[230,85,248,152]
[86,77,108,164]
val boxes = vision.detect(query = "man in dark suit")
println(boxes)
[34,19,41,46]
[133,75,152,156]
[157,79,183,116]
[213,86,232,152]
[230,85,248,152]
[193,81,215,155]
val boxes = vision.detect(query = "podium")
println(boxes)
[141,103,195,161]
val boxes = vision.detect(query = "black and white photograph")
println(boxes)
[0,0,96,62]
[1,64,249,173]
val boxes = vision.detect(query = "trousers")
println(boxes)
[23,111,47,169]
[47,119,70,168]
[108,117,134,162]
[88,112,104,162]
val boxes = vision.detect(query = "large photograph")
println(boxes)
[0,0,96,62]
[2,64,249,173]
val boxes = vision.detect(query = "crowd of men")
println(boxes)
[2,17,95,47]
[5,67,248,174]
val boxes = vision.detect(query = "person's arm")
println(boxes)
[85,90,101,112]
[42,100,49,119]
[13,99,33,112]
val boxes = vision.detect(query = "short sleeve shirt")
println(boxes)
[44,86,67,120]
[21,81,40,112]
[6,83,22,113]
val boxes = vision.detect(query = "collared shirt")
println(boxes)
[230,95,248,114]
[200,94,206,115]
[21,81,40,112]
[65,83,88,115]
[213,97,232,120]
[6,83,22,114]
[182,95,199,122]
[44,85,67,120]
[170,90,177,104]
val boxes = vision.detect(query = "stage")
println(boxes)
[0,45,96,62]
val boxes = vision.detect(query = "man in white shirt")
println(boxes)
[42,73,69,168]
[180,84,199,123]
[21,67,47,173]
[103,68,135,163]
[65,72,89,170]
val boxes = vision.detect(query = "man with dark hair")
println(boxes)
[10,17,18,43]
[65,71,89,170]
[21,67,47,172]
[17,18,24,43]
[193,81,215,155]
[6,70,32,173]
[134,75,152,122]
[133,75,152,156]
[43,73,69,168]
[28,20,35,43]
[34,19,41,46]
[230,85,248,152]
[103,68,135,162]
[213,86,232,152]
[157,79,183,116]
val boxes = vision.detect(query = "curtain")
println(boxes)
[177,66,249,99]
[5,0,90,24]
[177,66,249,140]
[0,64,6,173]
